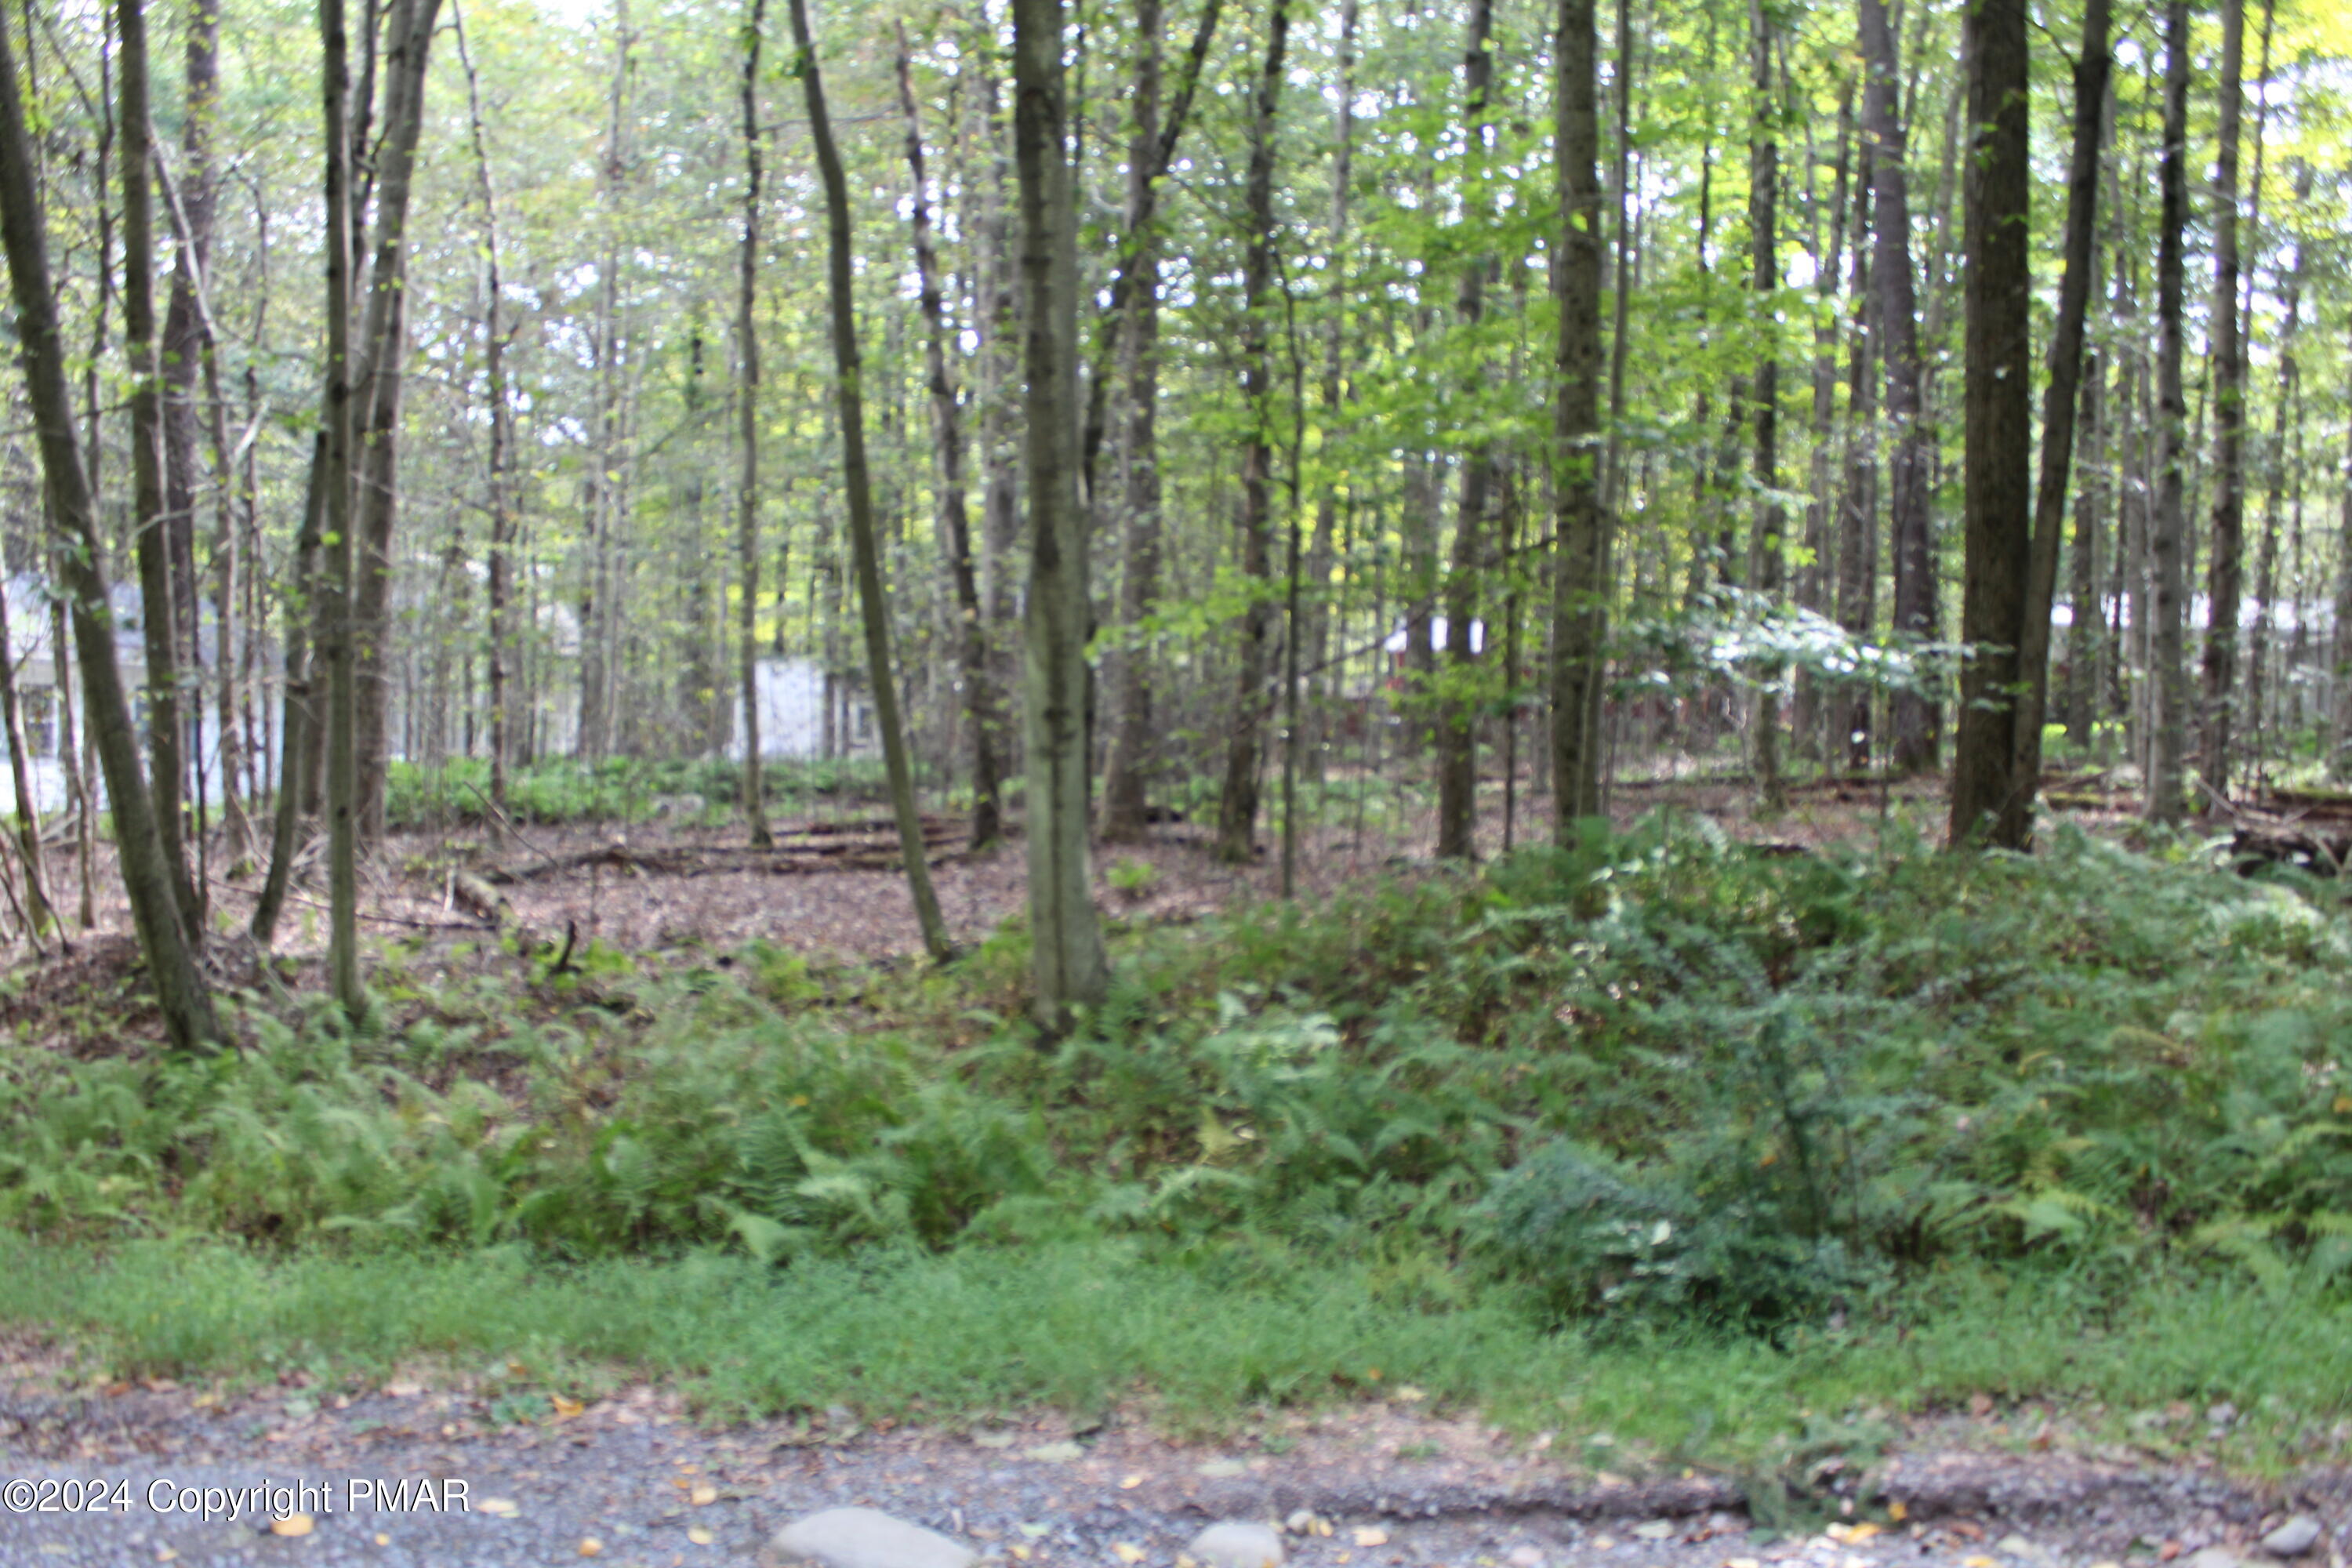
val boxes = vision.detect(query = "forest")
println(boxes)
[4,0,2352,1509]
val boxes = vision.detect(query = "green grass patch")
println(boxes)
[3,1235,2349,1475]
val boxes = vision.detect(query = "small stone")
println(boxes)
[1285,1512,1323,1537]
[1634,1523,1677,1542]
[771,1507,978,1568]
[2263,1519,2324,1559]
[1025,1441,1085,1463]
[1506,1547,1546,1568]
[1188,1522,1286,1568]
[1996,1537,2040,1562]
[2185,1549,2245,1568]
[1197,1458,1250,1479]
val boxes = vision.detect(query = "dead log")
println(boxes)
[450,869,515,926]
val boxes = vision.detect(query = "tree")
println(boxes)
[1552,0,1606,830]
[787,0,950,964]
[0,3,219,1050]
[321,0,364,1013]
[1011,0,1107,1028]
[895,26,1005,851]
[1747,0,1784,815]
[1434,0,1494,862]
[2009,0,2111,832]
[118,0,203,937]
[2198,0,2247,806]
[1859,0,1935,775]
[1213,0,1290,867]
[735,0,771,848]
[2145,0,2192,825]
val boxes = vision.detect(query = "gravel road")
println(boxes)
[3,1367,2343,1568]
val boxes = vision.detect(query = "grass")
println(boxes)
[6,811,2352,1478]
[3,1235,2349,1475]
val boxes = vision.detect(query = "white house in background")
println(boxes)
[730,655,877,761]
[0,574,240,818]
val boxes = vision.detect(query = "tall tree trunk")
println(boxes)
[2333,330,2352,777]
[1213,0,1288,866]
[320,0,365,1011]
[735,0,771,846]
[1836,133,1878,771]
[160,0,220,873]
[350,0,442,843]
[896,30,1005,851]
[789,0,951,963]
[2007,0,2109,833]
[1552,0,1606,829]
[2145,0,2192,822]
[118,0,203,937]
[1098,0,1166,846]
[575,0,630,767]
[1434,0,1494,861]
[1010,0,1109,1029]
[2198,0,2246,806]
[1860,0,1936,774]
[453,0,514,808]
[2063,354,2104,745]
[0,12,219,1048]
[1747,0,1784,814]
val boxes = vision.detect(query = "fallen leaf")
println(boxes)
[1011,1548,1032,1562]
[1121,1475,1145,1490]
[1115,1545,1148,1563]
[1393,1385,1428,1403]
[1846,1523,1882,1543]
[478,1497,521,1519]
[1889,1503,1908,1524]
[1596,1472,1630,1489]
[1025,1440,1085,1463]
[688,1526,714,1546]
[1965,1557,1998,1566]
[1726,1558,1762,1568]
[690,1484,718,1506]
[553,1395,586,1421]
[579,1541,604,1559]
[1969,1393,1994,1417]
[1635,1523,1676,1542]
[384,1381,422,1398]
[2159,1545,2183,1563]
[373,1536,390,1548]
[973,1431,1017,1449]
[1355,1529,1390,1548]
[270,1515,314,1537]
[1196,1458,1248,1479]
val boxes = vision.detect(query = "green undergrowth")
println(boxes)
[5,813,2352,1459]
[383,753,907,829]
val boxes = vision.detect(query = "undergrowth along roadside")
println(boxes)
[4,814,2352,1452]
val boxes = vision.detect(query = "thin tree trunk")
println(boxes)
[250,434,325,945]
[2198,0,2247,806]
[735,0,770,846]
[1860,0,1936,775]
[1010,0,1109,1029]
[118,0,203,936]
[1747,0,1784,814]
[2146,0,2192,822]
[1213,0,1289,866]
[2246,163,2304,780]
[0,13,219,1048]
[0,579,53,938]
[2007,0,2109,834]
[788,0,950,963]
[1835,131,1878,771]
[1098,0,1166,846]
[1435,0,1494,861]
[1552,0,1606,829]
[346,0,441,844]
[452,0,513,808]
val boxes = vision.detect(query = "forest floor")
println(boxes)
[2,1328,2343,1568]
